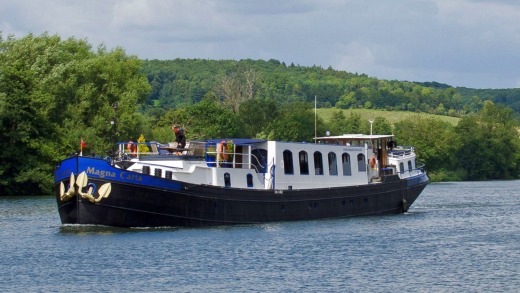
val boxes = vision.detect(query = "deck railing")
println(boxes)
[387,147,415,158]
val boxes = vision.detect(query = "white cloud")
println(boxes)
[1,0,519,88]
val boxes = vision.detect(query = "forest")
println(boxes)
[1,33,519,195]
[141,59,520,116]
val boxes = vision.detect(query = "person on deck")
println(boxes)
[172,125,186,155]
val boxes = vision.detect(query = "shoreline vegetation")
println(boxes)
[1,33,519,195]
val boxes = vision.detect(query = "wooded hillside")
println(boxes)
[141,59,520,117]
[1,34,519,195]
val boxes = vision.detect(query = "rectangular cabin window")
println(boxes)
[299,151,309,175]
[247,173,253,187]
[283,150,294,175]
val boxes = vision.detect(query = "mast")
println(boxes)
[314,95,317,143]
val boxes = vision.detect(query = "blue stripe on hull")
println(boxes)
[54,156,182,191]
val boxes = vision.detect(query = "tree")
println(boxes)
[171,98,242,140]
[237,97,279,138]
[394,116,459,173]
[345,112,362,133]
[268,102,325,142]
[327,110,348,135]
[216,67,259,114]
[335,92,356,109]
[371,117,392,135]
[455,102,520,180]
[0,33,150,195]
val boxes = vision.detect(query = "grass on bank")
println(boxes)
[316,108,460,126]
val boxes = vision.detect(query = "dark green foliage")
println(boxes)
[394,116,459,173]
[328,110,349,135]
[370,117,392,135]
[171,98,242,140]
[457,87,520,115]
[454,102,520,180]
[268,102,325,142]
[393,102,520,180]
[237,97,278,138]
[0,33,150,195]
[143,60,519,117]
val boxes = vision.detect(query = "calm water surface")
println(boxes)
[1,181,519,292]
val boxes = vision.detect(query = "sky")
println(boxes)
[1,0,520,89]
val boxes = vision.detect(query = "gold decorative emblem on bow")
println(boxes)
[59,172,111,203]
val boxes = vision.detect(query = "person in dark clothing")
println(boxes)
[172,125,186,154]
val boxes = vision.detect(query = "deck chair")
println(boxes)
[150,143,159,155]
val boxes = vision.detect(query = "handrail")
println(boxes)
[395,162,426,176]
[388,148,414,158]
[250,153,266,173]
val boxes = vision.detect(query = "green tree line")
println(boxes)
[1,33,519,195]
[141,59,520,118]
[0,33,150,195]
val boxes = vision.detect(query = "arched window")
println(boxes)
[357,154,366,172]
[328,152,338,175]
[299,151,309,175]
[314,152,323,175]
[342,153,351,176]
[399,162,405,174]
[408,160,413,172]
[283,150,293,175]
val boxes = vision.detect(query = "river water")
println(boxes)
[1,181,519,292]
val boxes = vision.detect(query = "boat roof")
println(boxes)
[315,134,394,141]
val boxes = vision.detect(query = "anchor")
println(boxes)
[59,173,76,201]
[59,171,111,203]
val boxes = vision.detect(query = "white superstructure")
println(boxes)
[114,135,425,191]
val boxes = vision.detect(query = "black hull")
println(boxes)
[56,173,429,228]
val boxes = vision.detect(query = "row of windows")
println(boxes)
[399,160,415,174]
[224,173,254,188]
[283,150,367,176]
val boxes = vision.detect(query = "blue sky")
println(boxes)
[1,0,519,89]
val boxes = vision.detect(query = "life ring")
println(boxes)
[369,155,376,169]
[218,141,228,161]
[127,141,136,154]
